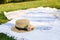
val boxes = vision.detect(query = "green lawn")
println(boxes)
[0,0,60,40]
[0,33,15,40]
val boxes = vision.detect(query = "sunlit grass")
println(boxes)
[0,0,60,13]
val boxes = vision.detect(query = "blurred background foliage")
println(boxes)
[0,0,35,4]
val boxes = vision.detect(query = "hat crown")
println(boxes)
[16,19,30,28]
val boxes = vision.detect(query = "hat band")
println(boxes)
[15,25,28,31]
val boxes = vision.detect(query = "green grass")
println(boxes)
[0,0,60,40]
[0,33,15,40]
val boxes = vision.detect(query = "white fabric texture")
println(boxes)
[4,10,26,20]
[0,18,60,40]
[4,7,58,20]
[0,7,60,40]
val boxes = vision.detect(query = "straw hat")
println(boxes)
[11,19,34,32]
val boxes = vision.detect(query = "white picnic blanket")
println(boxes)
[0,18,60,40]
[0,7,60,40]
[4,10,26,20]
[4,7,58,20]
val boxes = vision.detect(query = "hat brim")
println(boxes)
[11,25,34,33]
